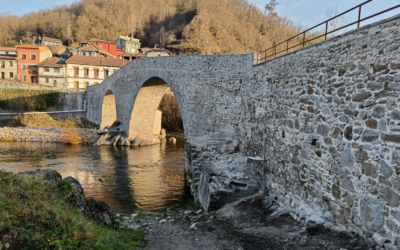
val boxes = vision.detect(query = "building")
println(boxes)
[16,45,52,83]
[96,41,124,58]
[41,37,63,46]
[66,55,129,88]
[0,47,17,80]
[115,36,141,55]
[77,42,116,58]
[38,57,67,87]
[141,47,173,57]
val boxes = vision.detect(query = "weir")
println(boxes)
[86,14,400,243]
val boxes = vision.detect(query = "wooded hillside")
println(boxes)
[0,0,302,55]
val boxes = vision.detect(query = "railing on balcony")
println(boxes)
[256,0,400,64]
[28,70,38,75]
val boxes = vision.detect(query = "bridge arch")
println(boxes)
[127,74,185,146]
[100,89,117,129]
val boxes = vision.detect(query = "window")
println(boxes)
[94,69,99,78]
[21,54,27,60]
[44,67,49,72]
[84,68,89,77]
[104,69,109,79]
[5,52,8,55]
[73,81,79,88]
[53,80,57,86]
[9,72,13,78]
[9,61,13,67]
[0,61,4,68]
[30,54,36,60]
[83,82,89,88]
[45,78,49,83]
[74,68,79,77]
[21,65,26,70]
[23,75,27,81]
[54,68,60,73]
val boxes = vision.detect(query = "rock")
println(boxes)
[373,232,388,247]
[184,210,192,215]
[159,219,167,224]
[380,162,393,178]
[378,119,387,132]
[361,162,378,178]
[365,119,377,129]
[340,148,355,167]
[352,92,371,102]
[63,176,86,212]
[128,225,141,230]
[344,126,353,140]
[18,169,62,185]
[196,210,202,214]
[85,197,112,226]
[316,124,329,137]
[390,110,400,120]
[379,185,400,207]
[190,223,197,229]
[372,105,386,119]
[332,127,343,139]
[131,213,138,218]
[384,243,400,250]
[360,195,384,231]
[362,129,379,142]
[381,133,400,144]
[169,137,177,143]
[354,150,368,162]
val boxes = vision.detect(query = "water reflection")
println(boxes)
[0,141,186,214]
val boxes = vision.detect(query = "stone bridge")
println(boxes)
[87,15,400,245]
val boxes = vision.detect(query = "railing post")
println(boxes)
[287,40,289,54]
[358,5,362,28]
[302,32,305,47]
[325,21,328,40]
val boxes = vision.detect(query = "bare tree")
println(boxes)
[325,6,347,37]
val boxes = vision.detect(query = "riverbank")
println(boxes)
[0,169,144,249]
[121,194,371,250]
[0,127,101,144]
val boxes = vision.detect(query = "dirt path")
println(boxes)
[120,195,370,250]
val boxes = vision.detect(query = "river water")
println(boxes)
[0,140,187,214]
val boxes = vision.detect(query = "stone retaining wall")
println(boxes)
[246,15,400,246]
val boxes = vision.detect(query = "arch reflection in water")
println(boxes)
[0,140,186,214]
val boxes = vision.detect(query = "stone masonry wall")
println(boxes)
[246,15,400,245]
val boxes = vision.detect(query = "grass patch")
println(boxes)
[0,89,63,112]
[0,171,144,249]
[169,197,203,211]
[0,114,96,129]
[61,128,87,145]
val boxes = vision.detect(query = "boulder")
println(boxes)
[360,195,384,231]
[85,197,112,226]
[18,169,62,185]
[63,176,86,212]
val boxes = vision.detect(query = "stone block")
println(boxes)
[379,185,400,207]
[352,91,371,102]
[362,129,380,142]
[317,124,329,137]
[378,119,387,132]
[360,195,384,232]
[381,133,400,144]
[366,119,378,129]
[332,127,343,139]
[372,105,386,119]
[344,126,353,140]
[390,110,400,120]
[340,148,355,167]
[361,162,378,178]
[355,150,369,162]
[380,161,393,178]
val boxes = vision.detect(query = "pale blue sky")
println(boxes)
[1,0,399,28]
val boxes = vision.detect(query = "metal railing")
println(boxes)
[256,0,400,64]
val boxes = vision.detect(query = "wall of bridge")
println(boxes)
[86,14,400,245]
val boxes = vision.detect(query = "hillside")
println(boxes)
[0,0,302,55]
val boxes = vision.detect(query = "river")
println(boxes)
[0,140,187,214]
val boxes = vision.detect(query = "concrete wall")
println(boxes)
[86,14,400,246]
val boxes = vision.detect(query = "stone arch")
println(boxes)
[127,76,183,146]
[100,89,117,129]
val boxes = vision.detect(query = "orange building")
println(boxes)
[16,45,52,83]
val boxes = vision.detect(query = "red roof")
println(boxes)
[43,37,63,44]
[0,55,17,59]
[0,47,17,51]
[78,42,115,58]
[66,55,129,67]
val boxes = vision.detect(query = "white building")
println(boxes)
[38,57,67,87]
[66,55,129,89]
[41,37,63,46]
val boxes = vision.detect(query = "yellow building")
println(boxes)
[0,47,17,80]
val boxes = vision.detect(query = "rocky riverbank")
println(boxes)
[0,127,101,144]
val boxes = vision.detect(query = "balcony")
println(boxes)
[28,70,38,75]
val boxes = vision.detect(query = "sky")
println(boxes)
[1,0,400,29]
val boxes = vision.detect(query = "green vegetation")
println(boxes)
[0,89,63,112]
[338,69,346,77]
[0,171,144,249]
